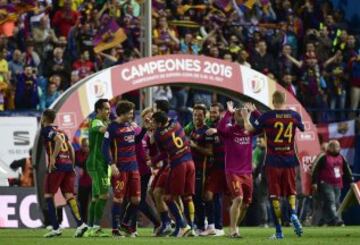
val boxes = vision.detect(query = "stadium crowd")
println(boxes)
[0,0,358,123]
[1,0,358,238]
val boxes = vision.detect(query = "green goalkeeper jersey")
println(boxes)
[86,118,108,171]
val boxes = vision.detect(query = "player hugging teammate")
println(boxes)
[40,91,305,240]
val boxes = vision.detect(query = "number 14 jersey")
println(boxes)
[253,110,304,168]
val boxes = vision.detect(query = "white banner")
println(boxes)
[0,117,38,186]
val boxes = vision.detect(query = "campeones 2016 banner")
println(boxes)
[34,55,320,208]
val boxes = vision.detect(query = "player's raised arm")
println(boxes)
[240,105,255,132]
[217,101,235,136]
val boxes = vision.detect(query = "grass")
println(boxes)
[0,227,359,245]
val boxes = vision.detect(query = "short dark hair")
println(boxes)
[42,109,56,123]
[210,102,224,112]
[94,98,109,113]
[152,111,168,125]
[116,100,135,116]
[155,99,170,113]
[193,104,207,116]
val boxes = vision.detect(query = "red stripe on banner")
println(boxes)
[316,124,330,142]
[337,136,356,149]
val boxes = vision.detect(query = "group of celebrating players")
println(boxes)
[40,90,305,240]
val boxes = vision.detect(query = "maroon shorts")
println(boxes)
[265,165,296,197]
[151,166,170,190]
[205,169,227,194]
[44,171,75,194]
[111,170,141,199]
[167,160,195,196]
[226,173,253,204]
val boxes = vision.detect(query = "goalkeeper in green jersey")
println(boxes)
[84,99,111,237]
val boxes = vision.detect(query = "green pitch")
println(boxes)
[0,227,359,245]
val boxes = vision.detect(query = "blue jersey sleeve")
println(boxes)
[41,127,57,141]
[293,111,305,132]
[102,123,114,165]
[252,113,266,131]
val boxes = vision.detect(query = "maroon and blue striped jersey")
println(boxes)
[103,121,145,171]
[189,125,214,170]
[253,110,304,168]
[209,120,225,170]
[154,119,193,168]
[41,125,73,171]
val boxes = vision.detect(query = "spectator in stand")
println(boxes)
[75,137,92,223]
[73,50,95,79]
[32,14,58,61]
[349,52,360,119]
[153,16,180,55]
[251,40,276,78]
[8,49,24,83]
[281,72,297,98]
[15,66,39,110]
[323,50,347,121]
[23,39,41,70]
[343,35,358,62]
[70,70,81,86]
[44,47,70,85]
[39,82,61,111]
[312,140,353,226]
[52,0,80,38]
[285,47,328,122]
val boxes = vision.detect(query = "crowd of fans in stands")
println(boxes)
[0,0,359,123]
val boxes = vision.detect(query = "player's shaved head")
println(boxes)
[42,109,56,123]
[272,91,286,107]
[116,100,135,116]
[327,140,341,155]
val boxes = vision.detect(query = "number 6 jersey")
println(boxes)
[154,119,193,168]
[41,125,73,171]
[252,110,305,168]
